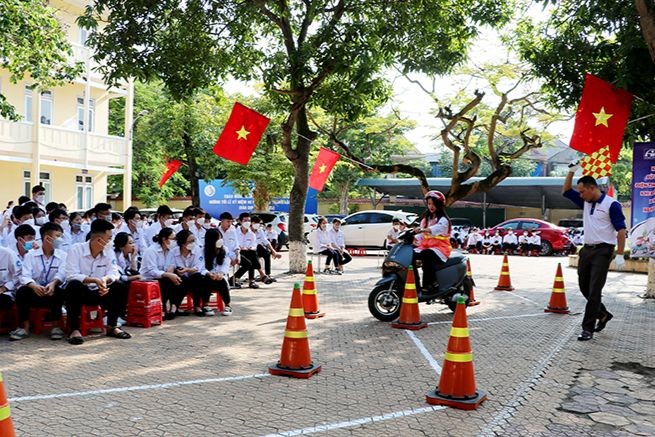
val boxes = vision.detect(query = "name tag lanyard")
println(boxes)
[40,255,55,286]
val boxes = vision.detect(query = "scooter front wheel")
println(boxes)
[368,284,402,322]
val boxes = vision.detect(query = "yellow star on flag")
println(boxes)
[318,163,327,173]
[236,125,250,140]
[592,107,613,127]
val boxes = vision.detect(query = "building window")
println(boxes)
[25,87,33,122]
[76,97,95,132]
[40,91,53,125]
[79,26,88,46]
[39,172,51,203]
[23,171,31,197]
[75,175,93,210]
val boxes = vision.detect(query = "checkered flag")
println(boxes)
[580,146,613,178]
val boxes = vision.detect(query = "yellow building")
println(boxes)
[0,0,133,211]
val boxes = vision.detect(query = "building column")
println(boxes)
[31,89,41,189]
[123,78,135,209]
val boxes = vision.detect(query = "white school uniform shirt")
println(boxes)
[200,251,231,276]
[254,228,269,247]
[528,234,541,245]
[66,228,88,246]
[167,246,204,277]
[328,227,346,249]
[386,227,400,246]
[20,247,67,287]
[519,234,529,244]
[502,233,518,245]
[219,225,239,260]
[316,228,333,249]
[265,229,278,242]
[140,244,172,280]
[64,242,120,289]
[491,235,503,245]
[144,221,164,247]
[0,246,19,294]
[236,227,257,251]
[467,233,480,246]
[190,225,207,251]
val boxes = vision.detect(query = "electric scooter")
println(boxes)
[368,230,472,321]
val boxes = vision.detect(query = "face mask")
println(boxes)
[23,241,33,251]
[36,194,45,203]
[52,237,64,249]
[72,223,82,231]
[23,218,35,226]
[333,226,340,231]
[252,223,260,230]
[196,217,205,226]
[35,217,46,226]
[393,225,400,231]
[60,220,70,229]
[241,221,251,228]
[185,242,196,251]
[202,222,212,230]
[164,218,174,227]
[215,239,224,249]
[135,220,144,229]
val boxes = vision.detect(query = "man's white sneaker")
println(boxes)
[222,306,233,316]
[203,307,215,316]
[9,328,28,341]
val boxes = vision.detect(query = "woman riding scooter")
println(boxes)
[412,190,452,292]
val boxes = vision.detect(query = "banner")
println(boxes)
[629,142,655,258]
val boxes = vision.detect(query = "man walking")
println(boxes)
[562,163,626,341]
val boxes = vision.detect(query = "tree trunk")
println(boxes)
[253,183,270,212]
[636,0,655,63]
[182,130,200,206]
[339,185,349,215]
[645,258,655,298]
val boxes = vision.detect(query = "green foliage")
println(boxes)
[0,0,82,119]
[514,0,655,140]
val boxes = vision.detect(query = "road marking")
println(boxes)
[427,312,548,326]
[405,330,442,375]
[477,318,578,436]
[262,405,446,437]
[9,373,271,403]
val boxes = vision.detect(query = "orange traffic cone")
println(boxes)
[426,295,487,410]
[302,260,325,319]
[391,266,427,330]
[494,254,514,291]
[269,283,322,378]
[0,372,16,437]
[545,263,570,314]
[466,259,480,306]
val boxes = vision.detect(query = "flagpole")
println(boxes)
[628,113,655,124]
[296,132,375,170]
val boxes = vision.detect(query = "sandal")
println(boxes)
[106,328,131,339]
[249,281,260,289]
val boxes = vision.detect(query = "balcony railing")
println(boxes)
[0,118,127,168]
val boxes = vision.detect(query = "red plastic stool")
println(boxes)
[79,305,105,336]
[29,307,66,335]
[183,292,225,312]
[0,304,18,334]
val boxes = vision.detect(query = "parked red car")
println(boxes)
[482,218,571,256]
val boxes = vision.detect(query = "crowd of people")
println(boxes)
[0,186,284,345]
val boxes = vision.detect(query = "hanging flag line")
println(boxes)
[296,132,375,170]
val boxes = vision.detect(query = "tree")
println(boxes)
[0,0,82,119]
[79,0,512,272]
[396,62,563,205]
[515,0,655,140]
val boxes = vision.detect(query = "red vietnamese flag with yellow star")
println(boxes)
[309,147,340,191]
[569,74,633,163]
[213,102,270,165]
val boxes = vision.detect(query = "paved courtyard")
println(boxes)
[1,252,654,436]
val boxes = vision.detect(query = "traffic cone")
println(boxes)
[269,283,322,379]
[494,254,515,291]
[466,259,480,306]
[426,295,487,410]
[545,263,570,314]
[0,372,16,437]
[391,266,427,330]
[302,260,325,319]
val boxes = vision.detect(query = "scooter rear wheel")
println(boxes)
[368,284,402,322]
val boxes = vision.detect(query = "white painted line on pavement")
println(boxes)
[502,292,541,306]
[9,373,271,402]
[477,318,578,436]
[405,330,442,375]
[427,312,547,326]
[262,405,446,437]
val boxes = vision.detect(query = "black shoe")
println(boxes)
[249,281,260,289]
[595,313,614,332]
[175,310,191,317]
[164,312,176,321]
[577,330,593,341]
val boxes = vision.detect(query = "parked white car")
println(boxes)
[340,210,417,248]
